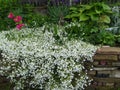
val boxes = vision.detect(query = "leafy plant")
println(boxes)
[47,0,69,25]
[8,12,25,30]
[0,0,47,31]
[0,0,19,30]
[64,22,115,46]
[24,13,47,28]
[64,2,115,46]
[108,6,120,45]
[66,2,112,24]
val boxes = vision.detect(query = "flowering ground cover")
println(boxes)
[3,1,119,90]
[0,25,97,90]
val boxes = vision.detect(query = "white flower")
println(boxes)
[0,24,97,90]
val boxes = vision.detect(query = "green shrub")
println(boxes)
[64,2,115,46]
[47,4,69,25]
[108,6,120,45]
[24,13,47,28]
[0,0,47,31]
[0,0,18,30]
[65,2,112,26]
[64,22,115,46]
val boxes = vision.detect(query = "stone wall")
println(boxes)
[86,46,120,90]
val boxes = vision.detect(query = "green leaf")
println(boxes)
[70,7,77,11]
[65,15,72,19]
[95,7,102,14]
[102,3,111,11]
[85,5,92,10]
[104,10,113,14]
[90,14,99,21]
[80,14,89,21]
[99,15,110,23]
[70,14,80,17]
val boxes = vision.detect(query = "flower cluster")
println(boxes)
[0,25,97,90]
[8,12,24,30]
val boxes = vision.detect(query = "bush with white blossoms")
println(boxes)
[0,25,97,90]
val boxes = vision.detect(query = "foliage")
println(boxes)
[0,25,97,90]
[0,0,47,31]
[48,0,80,6]
[64,22,115,46]
[47,4,69,25]
[64,2,116,46]
[48,0,70,6]
[25,13,47,28]
[0,0,18,30]
[79,0,119,4]
[65,2,112,24]
[108,6,120,45]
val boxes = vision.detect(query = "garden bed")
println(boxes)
[0,27,97,90]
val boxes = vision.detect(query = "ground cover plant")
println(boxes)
[1,0,120,90]
[0,25,97,90]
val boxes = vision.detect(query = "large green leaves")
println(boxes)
[79,14,89,21]
[66,2,112,24]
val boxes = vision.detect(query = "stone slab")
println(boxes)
[97,70,111,75]
[112,62,120,66]
[96,47,120,55]
[93,67,118,71]
[110,70,120,78]
[93,54,118,61]
[93,77,120,83]
[93,61,120,67]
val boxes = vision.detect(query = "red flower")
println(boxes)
[14,16,22,22]
[8,12,14,19]
[16,24,24,30]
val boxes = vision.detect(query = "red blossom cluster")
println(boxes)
[8,12,24,30]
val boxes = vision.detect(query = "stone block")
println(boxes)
[93,77,120,83]
[106,82,114,87]
[93,54,118,61]
[93,67,118,71]
[110,70,120,78]
[96,47,120,55]
[112,62,120,66]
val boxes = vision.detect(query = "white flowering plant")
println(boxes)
[0,25,97,90]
